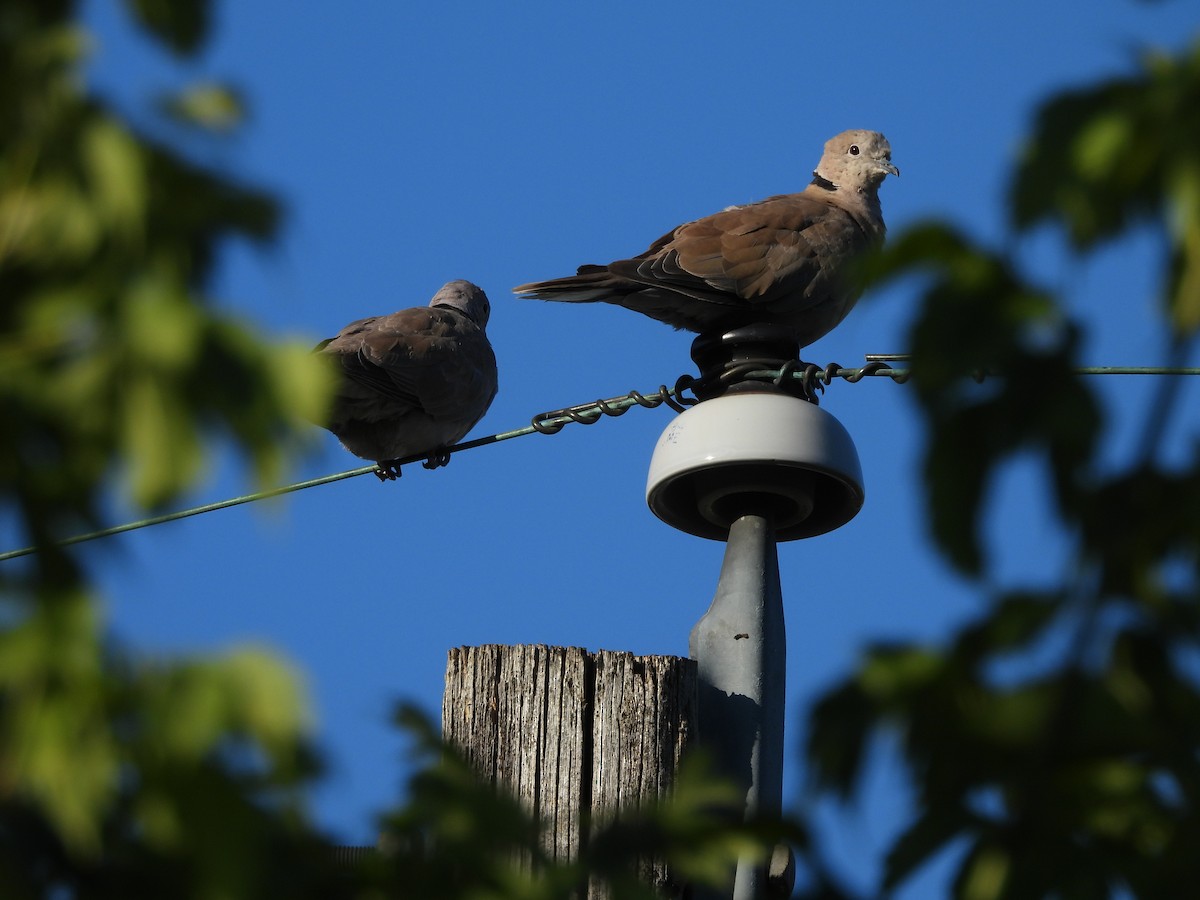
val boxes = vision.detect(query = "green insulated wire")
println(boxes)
[0,385,687,562]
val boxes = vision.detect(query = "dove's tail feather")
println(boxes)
[513,267,620,303]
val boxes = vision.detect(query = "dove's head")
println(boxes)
[431,280,491,328]
[813,130,899,191]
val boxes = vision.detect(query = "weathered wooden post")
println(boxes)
[443,644,697,897]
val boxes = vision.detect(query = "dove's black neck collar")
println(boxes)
[810,171,839,192]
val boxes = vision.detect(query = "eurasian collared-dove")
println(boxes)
[514,130,898,348]
[316,280,498,481]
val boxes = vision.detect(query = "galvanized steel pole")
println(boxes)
[646,326,867,900]
[690,513,786,900]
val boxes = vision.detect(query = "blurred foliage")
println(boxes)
[357,705,803,900]
[0,0,332,560]
[1012,40,1200,333]
[0,0,342,896]
[863,225,1101,574]
[807,29,1200,900]
[3,0,1199,898]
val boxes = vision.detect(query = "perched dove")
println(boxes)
[316,280,498,481]
[514,130,898,348]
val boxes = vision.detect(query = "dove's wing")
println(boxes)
[316,280,498,468]
[611,193,871,310]
[323,307,496,424]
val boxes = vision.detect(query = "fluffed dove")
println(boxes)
[316,280,498,481]
[514,130,898,348]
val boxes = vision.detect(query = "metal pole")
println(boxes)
[690,513,786,900]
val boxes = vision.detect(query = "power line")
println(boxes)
[0,380,690,563]
[2,362,1198,563]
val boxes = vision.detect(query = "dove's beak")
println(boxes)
[878,161,900,178]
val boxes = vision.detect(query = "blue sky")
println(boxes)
[52,0,1200,894]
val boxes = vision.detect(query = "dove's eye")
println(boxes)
[849,145,860,156]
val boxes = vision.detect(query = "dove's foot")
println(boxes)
[422,449,452,470]
[374,460,403,481]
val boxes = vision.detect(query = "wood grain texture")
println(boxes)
[443,644,697,896]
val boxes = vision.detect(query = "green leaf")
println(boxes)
[121,372,203,507]
[805,680,875,798]
[1166,160,1200,333]
[956,841,1011,900]
[884,806,975,890]
[0,591,117,854]
[82,117,147,240]
[1072,111,1134,181]
[1011,38,1200,252]
[954,591,1063,662]
[122,268,204,368]
[158,82,247,134]
[265,338,339,435]
[0,178,103,265]
[217,647,314,749]
[121,0,212,55]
